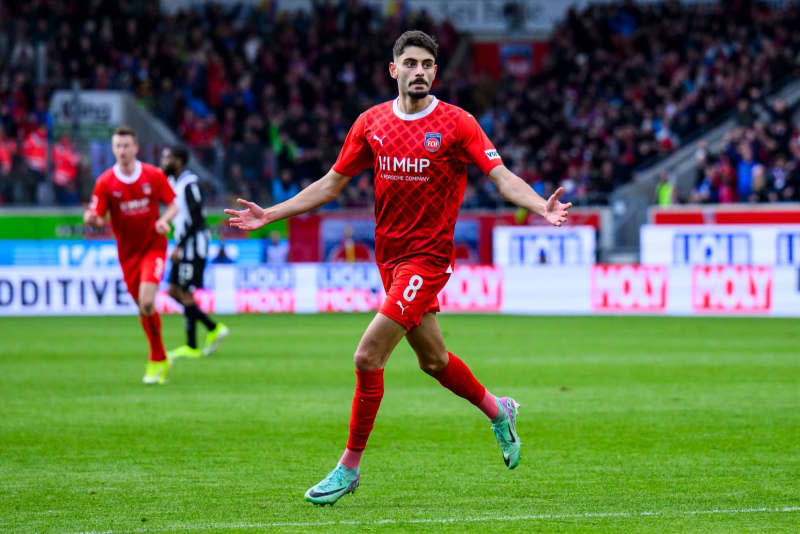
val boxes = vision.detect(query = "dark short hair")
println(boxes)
[168,144,189,166]
[112,125,137,140]
[393,30,438,60]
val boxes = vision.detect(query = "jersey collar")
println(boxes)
[113,160,142,184]
[392,96,439,121]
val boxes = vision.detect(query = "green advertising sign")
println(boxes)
[0,211,286,240]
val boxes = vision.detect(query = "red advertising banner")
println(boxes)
[591,264,668,312]
[651,205,800,225]
[691,265,772,313]
[235,289,295,313]
[156,289,214,314]
[317,288,385,313]
[472,42,550,80]
[439,265,503,312]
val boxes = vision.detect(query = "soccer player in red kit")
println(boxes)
[226,31,571,505]
[84,126,179,385]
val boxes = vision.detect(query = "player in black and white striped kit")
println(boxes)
[161,145,228,359]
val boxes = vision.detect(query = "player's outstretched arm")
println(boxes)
[225,169,352,230]
[488,165,572,227]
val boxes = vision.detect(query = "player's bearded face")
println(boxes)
[392,46,437,100]
[112,135,138,166]
[160,149,177,176]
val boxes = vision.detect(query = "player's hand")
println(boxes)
[170,247,182,262]
[155,218,170,235]
[224,198,268,230]
[543,187,572,227]
[83,210,104,227]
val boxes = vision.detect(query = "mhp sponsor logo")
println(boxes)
[672,232,751,265]
[508,233,587,265]
[776,232,800,265]
[317,263,382,289]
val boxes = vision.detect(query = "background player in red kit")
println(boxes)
[84,126,178,385]
[226,31,571,505]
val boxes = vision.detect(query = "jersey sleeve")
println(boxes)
[332,113,373,177]
[89,177,108,217]
[457,112,503,175]
[156,169,177,205]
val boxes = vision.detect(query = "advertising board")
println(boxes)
[640,225,800,266]
[2,264,797,317]
[493,226,596,266]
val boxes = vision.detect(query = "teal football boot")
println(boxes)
[304,464,360,506]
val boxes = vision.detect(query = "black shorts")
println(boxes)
[168,257,207,290]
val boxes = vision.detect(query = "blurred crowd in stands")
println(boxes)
[1,0,799,208]
[683,98,800,204]
[493,0,800,207]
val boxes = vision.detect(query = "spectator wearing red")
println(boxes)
[21,121,47,203]
[53,136,81,205]
[0,125,16,175]
[0,125,17,203]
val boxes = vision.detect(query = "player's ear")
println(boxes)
[389,62,398,80]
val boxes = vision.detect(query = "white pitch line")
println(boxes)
[68,506,800,533]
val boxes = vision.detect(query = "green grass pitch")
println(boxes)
[1,314,798,533]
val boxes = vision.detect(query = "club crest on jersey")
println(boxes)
[142,182,152,195]
[424,132,442,153]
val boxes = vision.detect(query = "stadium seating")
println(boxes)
[1,0,799,207]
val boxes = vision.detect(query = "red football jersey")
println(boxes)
[90,160,176,269]
[333,97,503,272]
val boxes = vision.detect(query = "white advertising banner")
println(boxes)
[1,264,797,317]
[493,225,596,266]
[0,267,136,315]
[50,90,124,129]
[640,224,800,266]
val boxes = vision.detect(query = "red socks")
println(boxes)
[435,352,498,419]
[346,368,384,452]
[140,312,167,362]
[341,354,497,470]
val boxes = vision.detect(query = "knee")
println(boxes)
[139,299,156,316]
[418,350,448,375]
[353,343,382,371]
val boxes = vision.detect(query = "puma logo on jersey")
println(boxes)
[373,134,387,147]
[378,156,430,173]
[396,300,407,315]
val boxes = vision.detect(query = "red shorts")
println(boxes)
[122,248,166,301]
[378,262,451,331]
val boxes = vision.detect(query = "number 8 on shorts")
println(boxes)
[403,275,424,301]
